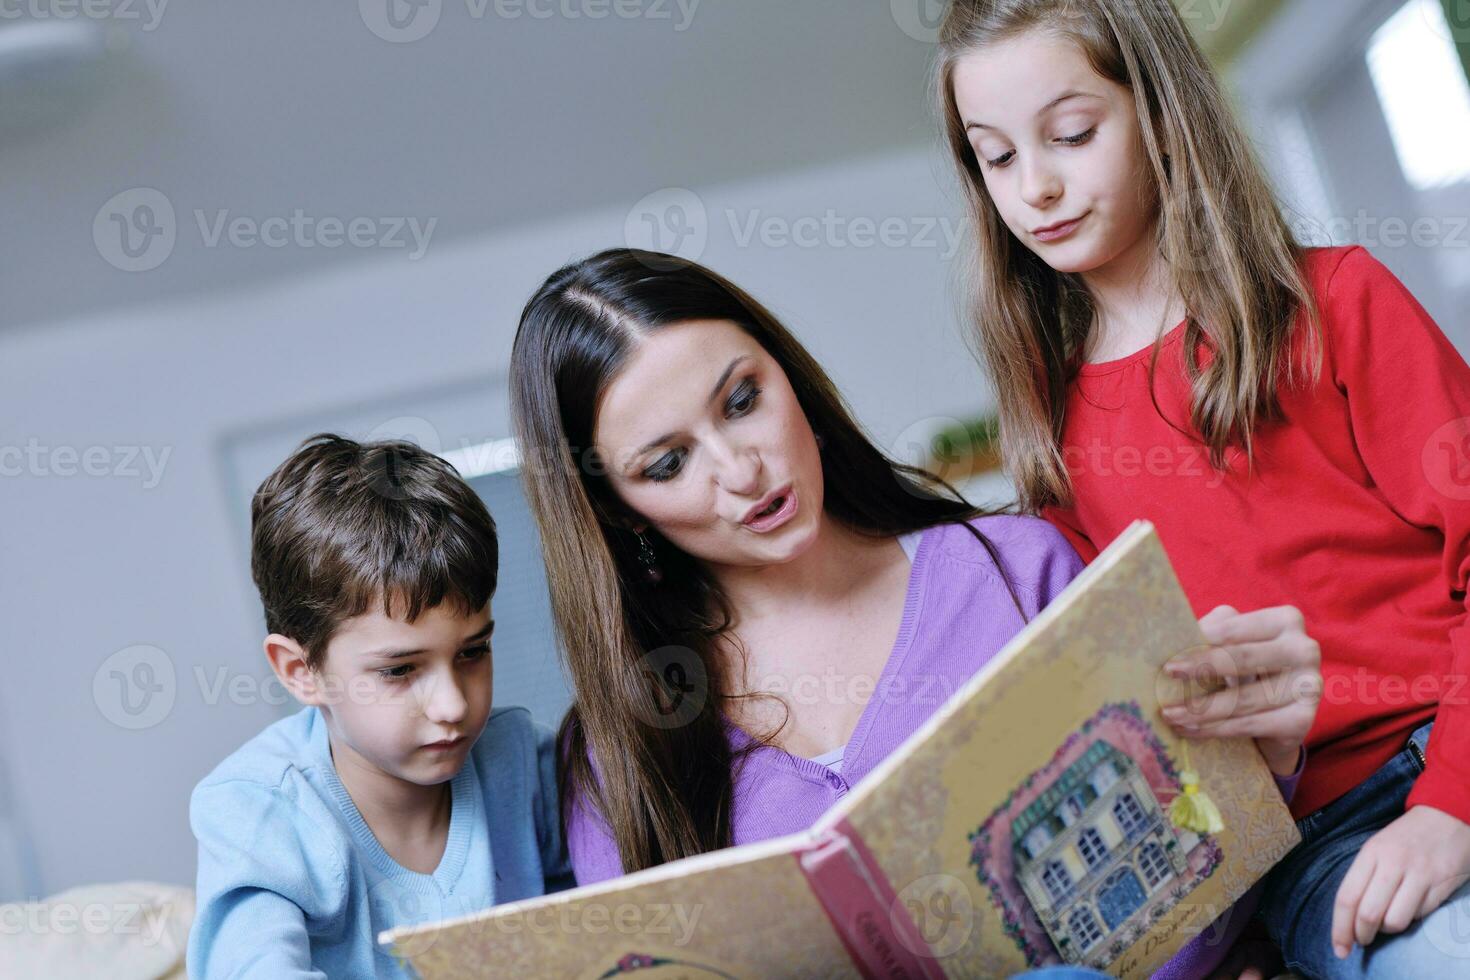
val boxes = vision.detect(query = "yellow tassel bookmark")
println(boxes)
[1168,740,1224,835]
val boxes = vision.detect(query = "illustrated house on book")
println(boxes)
[1011,739,1191,965]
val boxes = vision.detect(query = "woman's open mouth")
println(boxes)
[743,487,798,533]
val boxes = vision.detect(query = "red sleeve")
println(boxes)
[1041,504,1100,563]
[1321,246,1470,825]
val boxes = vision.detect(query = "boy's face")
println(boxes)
[313,599,495,788]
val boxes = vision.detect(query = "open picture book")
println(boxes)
[380,521,1301,978]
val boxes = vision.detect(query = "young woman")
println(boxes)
[508,247,1318,975]
[935,1,1470,976]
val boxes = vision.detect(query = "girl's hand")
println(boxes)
[1159,605,1322,775]
[1331,804,1470,958]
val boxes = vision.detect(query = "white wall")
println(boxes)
[0,141,995,897]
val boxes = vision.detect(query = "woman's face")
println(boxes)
[950,29,1157,277]
[590,318,826,573]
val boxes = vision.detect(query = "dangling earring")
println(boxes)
[636,532,663,584]
[814,429,826,451]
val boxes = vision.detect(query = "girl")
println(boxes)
[935,1,1470,977]
[508,247,1318,976]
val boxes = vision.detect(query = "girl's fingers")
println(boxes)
[1419,870,1470,919]
[1163,673,1311,726]
[1382,874,1426,934]
[1169,633,1320,682]
[1353,864,1405,949]
[1198,605,1306,646]
[1332,852,1377,957]
[1167,698,1314,741]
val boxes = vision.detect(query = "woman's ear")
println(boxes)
[589,494,647,535]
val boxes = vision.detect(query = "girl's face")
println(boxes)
[951,29,1157,277]
[590,318,826,574]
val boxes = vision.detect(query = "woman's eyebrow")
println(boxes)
[631,354,751,458]
[965,90,1103,131]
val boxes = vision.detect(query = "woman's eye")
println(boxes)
[725,380,762,418]
[1056,126,1097,146]
[984,149,1016,170]
[378,663,414,680]
[643,448,686,483]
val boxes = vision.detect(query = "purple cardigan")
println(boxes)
[567,516,1302,978]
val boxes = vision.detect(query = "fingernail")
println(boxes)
[1162,705,1185,718]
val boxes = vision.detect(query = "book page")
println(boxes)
[834,522,1301,978]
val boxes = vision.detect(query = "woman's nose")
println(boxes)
[712,442,762,496]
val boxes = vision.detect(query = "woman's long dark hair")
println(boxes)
[510,248,1023,873]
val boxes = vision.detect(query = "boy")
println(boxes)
[188,434,570,978]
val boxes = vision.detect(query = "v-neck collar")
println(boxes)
[726,524,935,781]
[311,708,476,895]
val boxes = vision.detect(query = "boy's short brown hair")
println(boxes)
[250,433,498,669]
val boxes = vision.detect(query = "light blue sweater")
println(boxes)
[187,705,570,978]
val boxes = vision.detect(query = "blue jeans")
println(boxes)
[1258,720,1470,978]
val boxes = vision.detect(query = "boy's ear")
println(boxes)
[264,633,326,706]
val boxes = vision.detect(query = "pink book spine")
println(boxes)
[795,816,948,980]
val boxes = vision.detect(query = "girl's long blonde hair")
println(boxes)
[937,0,1321,511]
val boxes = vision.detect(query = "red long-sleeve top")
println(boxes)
[1043,245,1470,823]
